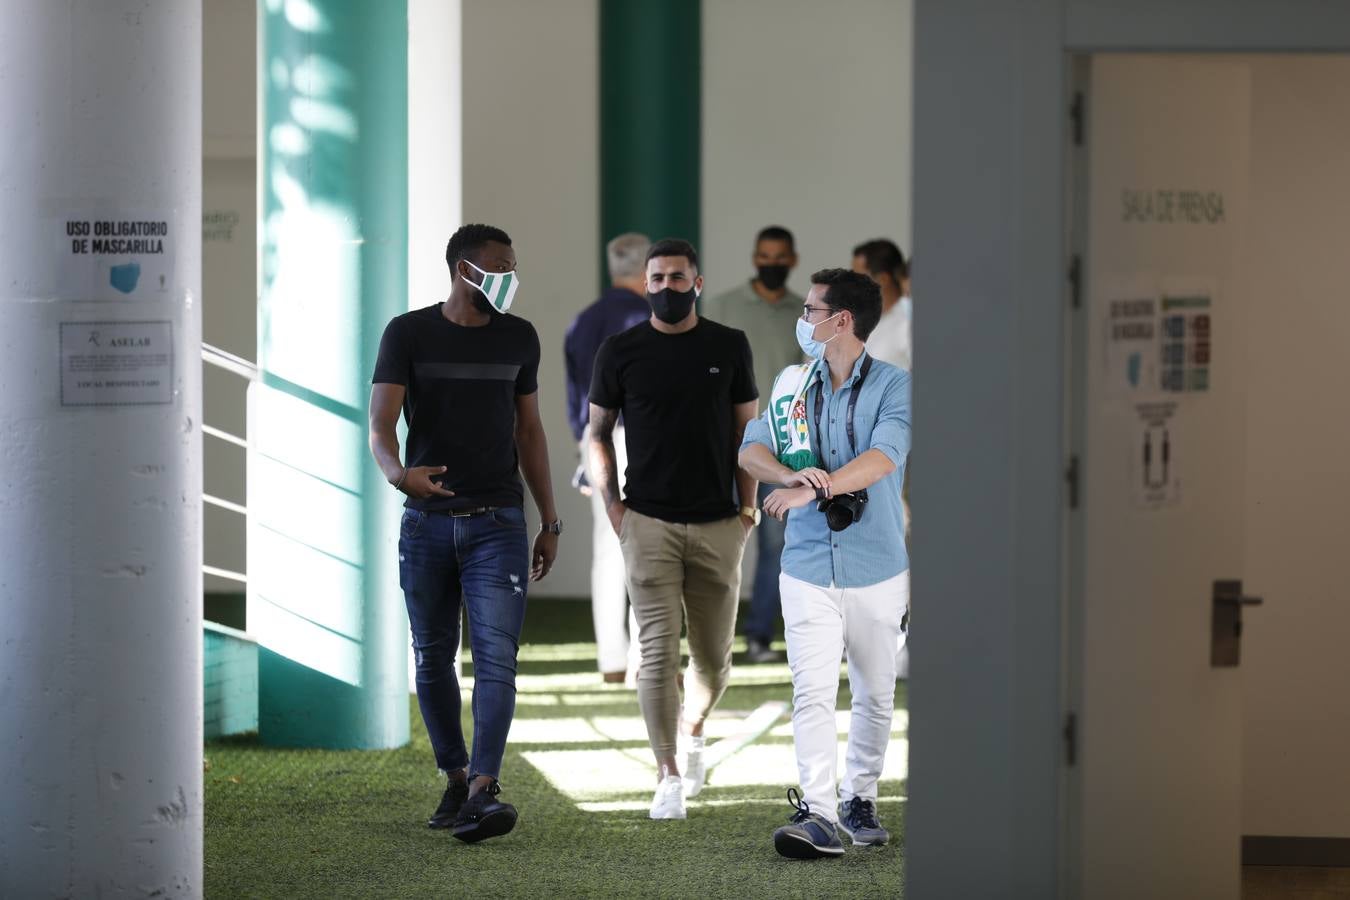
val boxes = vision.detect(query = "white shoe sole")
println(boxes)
[836,823,888,846]
[649,806,687,820]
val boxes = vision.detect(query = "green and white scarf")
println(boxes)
[767,360,821,471]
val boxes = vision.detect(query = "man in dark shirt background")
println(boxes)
[563,232,650,684]
[588,238,760,821]
[369,223,561,845]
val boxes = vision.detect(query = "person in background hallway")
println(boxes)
[702,225,804,664]
[852,238,912,679]
[369,224,561,844]
[564,232,651,684]
[589,238,759,820]
[739,268,911,859]
[852,239,910,372]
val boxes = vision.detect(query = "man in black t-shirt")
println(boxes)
[369,223,561,844]
[588,238,760,821]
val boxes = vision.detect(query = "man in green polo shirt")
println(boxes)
[702,225,805,663]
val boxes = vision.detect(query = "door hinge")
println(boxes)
[1070,91,1085,146]
[1068,254,1082,308]
[1063,712,1078,766]
[1065,454,1080,509]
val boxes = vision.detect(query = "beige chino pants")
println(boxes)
[618,509,747,758]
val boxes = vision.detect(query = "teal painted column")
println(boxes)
[253,0,409,748]
[600,0,701,286]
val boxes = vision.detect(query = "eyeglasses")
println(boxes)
[801,304,835,321]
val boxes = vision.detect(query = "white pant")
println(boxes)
[781,568,909,822]
[587,428,640,674]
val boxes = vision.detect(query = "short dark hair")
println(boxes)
[645,237,699,272]
[852,238,907,282]
[756,225,795,251]
[811,268,883,340]
[445,223,512,278]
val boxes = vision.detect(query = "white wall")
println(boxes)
[202,0,257,593]
[701,0,913,594]
[701,0,913,298]
[461,0,599,598]
[409,0,462,316]
[1241,54,1350,838]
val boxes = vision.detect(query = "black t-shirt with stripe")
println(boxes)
[372,304,540,511]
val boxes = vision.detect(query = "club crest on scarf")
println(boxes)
[768,360,822,472]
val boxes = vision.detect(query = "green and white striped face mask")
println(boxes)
[464,259,520,313]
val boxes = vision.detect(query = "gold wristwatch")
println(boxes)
[738,506,761,526]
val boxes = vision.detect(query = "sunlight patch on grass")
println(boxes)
[576,794,907,813]
[521,738,908,803]
[507,716,649,745]
[768,707,908,739]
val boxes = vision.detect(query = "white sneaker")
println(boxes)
[678,735,707,798]
[649,775,687,820]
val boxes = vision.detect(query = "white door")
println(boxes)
[1070,55,1255,899]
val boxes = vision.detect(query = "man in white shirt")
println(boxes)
[852,239,911,678]
[852,239,910,371]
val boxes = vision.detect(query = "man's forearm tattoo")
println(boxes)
[588,405,622,510]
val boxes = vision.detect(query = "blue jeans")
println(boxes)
[398,506,529,778]
[744,482,787,642]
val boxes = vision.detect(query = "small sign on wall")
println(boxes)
[59,321,174,407]
[1101,278,1215,396]
[56,211,176,301]
[1131,400,1182,509]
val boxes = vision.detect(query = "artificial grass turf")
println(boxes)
[204,600,905,898]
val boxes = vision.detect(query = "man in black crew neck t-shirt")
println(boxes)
[369,223,561,844]
[588,238,760,821]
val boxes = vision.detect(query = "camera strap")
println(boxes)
[812,353,873,459]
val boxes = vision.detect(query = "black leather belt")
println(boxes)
[425,506,499,518]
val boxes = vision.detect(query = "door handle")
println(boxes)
[1212,580,1262,667]
[1215,594,1264,607]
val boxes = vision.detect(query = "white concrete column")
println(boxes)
[0,1,203,896]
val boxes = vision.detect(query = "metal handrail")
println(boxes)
[202,423,247,449]
[204,493,248,517]
[203,565,247,585]
[201,342,256,587]
[202,342,258,382]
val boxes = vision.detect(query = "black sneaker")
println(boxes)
[451,780,518,843]
[773,788,845,859]
[428,777,469,829]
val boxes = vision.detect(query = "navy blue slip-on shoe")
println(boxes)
[428,777,470,829]
[773,788,845,860]
[451,780,518,844]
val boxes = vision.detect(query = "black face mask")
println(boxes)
[757,264,790,291]
[648,287,697,325]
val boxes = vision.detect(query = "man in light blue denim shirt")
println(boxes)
[739,268,910,860]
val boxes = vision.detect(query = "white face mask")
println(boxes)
[463,259,520,312]
[795,311,843,359]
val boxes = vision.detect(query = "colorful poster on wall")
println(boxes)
[1158,292,1212,393]
[1102,278,1215,396]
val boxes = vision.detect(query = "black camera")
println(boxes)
[818,489,868,532]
